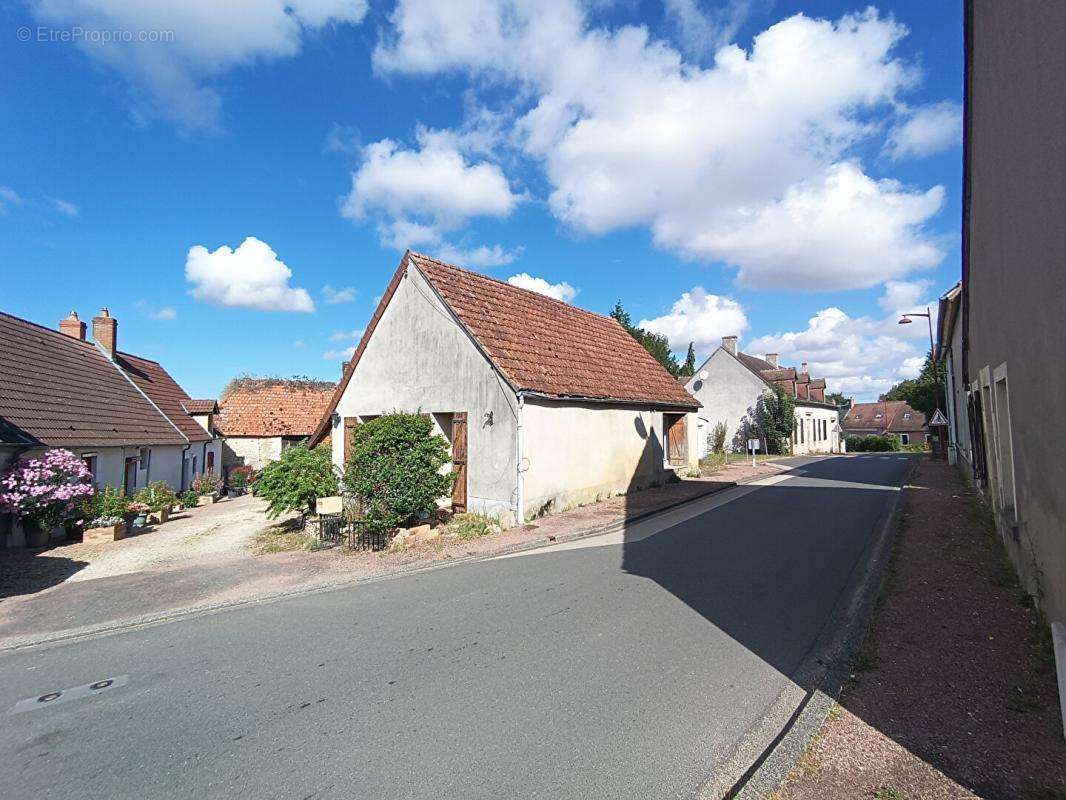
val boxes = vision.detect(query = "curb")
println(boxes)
[0,460,806,654]
[707,454,920,800]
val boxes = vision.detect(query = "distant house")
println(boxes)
[0,308,221,546]
[310,252,699,525]
[682,336,842,456]
[842,399,928,445]
[216,379,336,471]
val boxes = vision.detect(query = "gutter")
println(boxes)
[516,392,526,525]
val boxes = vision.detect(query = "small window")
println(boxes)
[82,454,98,487]
[903,412,912,420]
[855,414,862,420]
[138,447,150,469]
[875,413,883,420]
[900,433,910,445]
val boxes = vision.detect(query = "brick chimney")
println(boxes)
[92,308,117,359]
[59,310,86,340]
[721,335,738,357]
[765,353,779,368]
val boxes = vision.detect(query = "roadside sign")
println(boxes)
[929,409,949,426]
[747,439,760,451]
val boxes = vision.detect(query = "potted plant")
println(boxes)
[136,480,177,524]
[0,449,95,548]
[227,466,252,498]
[179,490,199,509]
[192,472,222,505]
[126,501,150,530]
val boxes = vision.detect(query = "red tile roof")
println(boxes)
[117,352,213,443]
[182,399,217,414]
[311,253,697,443]
[730,350,837,408]
[0,311,189,447]
[843,401,927,434]
[218,382,337,438]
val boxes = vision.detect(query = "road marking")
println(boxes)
[11,675,129,714]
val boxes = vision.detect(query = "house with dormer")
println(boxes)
[682,336,842,456]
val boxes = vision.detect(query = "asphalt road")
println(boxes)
[0,454,911,800]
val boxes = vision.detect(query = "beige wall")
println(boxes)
[330,264,520,522]
[223,436,283,471]
[521,399,698,519]
[966,0,1066,629]
[684,348,771,455]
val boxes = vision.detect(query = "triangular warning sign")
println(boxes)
[929,409,949,426]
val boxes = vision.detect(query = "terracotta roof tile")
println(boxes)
[182,399,217,414]
[218,383,336,437]
[411,253,697,408]
[843,401,927,433]
[0,312,188,447]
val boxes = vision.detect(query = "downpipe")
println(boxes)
[516,392,525,525]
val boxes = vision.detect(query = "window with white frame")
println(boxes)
[992,369,1017,519]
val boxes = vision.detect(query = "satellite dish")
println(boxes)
[698,370,709,380]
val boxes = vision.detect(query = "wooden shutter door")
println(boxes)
[666,414,686,464]
[343,417,360,464]
[451,412,468,513]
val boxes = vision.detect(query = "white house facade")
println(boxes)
[311,252,699,526]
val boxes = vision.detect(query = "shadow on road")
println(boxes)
[0,552,88,601]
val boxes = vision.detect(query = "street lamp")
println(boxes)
[899,307,946,454]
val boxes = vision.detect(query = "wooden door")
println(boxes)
[666,414,686,465]
[124,457,138,495]
[206,450,215,474]
[343,417,360,464]
[451,412,468,513]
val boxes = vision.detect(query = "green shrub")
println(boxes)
[82,485,132,523]
[254,444,338,518]
[846,434,902,452]
[708,420,728,454]
[179,490,199,509]
[447,513,498,540]
[191,472,222,496]
[342,413,454,535]
[228,466,254,492]
[135,480,177,512]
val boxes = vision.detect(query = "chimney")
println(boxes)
[721,335,738,356]
[800,361,808,374]
[92,307,117,359]
[765,353,779,369]
[59,310,86,340]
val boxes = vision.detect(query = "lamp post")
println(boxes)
[899,307,944,455]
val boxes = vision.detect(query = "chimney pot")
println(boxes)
[801,361,808,374]
[92,307,118,359]
[721,335,738,357]
[59,310,86,341]
[765,353,779,368]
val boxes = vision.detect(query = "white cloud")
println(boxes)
[51,197,80,217]
[664,0,766,57]
[374,3,949,290]
[885,101,963,160]
[323,345,357,360]
[185,236,315,312]
[322,284,356,304]
[638,287,748,353]
[0,186,23,212]
[436,243,520,267]
[746,282,940,401]
[506,272,577,302]
[329,328,363,341]
[324,123,361,155]
[28,0,369,131]
[135,300,177,320]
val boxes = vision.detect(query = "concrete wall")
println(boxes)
[966,0,1066,627]
[943,311,974,475]
[792,404,841,455]
[330,264,520,523]
[521,400,698,519]
[223,436,283,471]
[684,348,769,456]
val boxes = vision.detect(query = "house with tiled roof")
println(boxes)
[0,308,221,546]
[842,399,928,445]
[682,336,843,456]
[310,252,699,525]
[216,379,336,470]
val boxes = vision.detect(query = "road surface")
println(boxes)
[0,454,910,799]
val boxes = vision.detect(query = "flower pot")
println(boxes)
[149,507,169,525]
[21,518,49,548]
[85,522,127,543]
[197,494,216,506]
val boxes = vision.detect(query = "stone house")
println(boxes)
[682,336,841,457]
[216,380,336,471]
[0,308,221,546]
[309,252,699,525]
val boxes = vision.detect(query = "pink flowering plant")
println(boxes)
[0,449,95,529]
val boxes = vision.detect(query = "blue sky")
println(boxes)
[1,0,963,401]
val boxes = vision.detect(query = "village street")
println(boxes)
[0,454,910,800]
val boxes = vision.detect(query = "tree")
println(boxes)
[825,391,847,407]
[680,342,697,377]
[254,443,338,518]
[757,388,797,455]
[610,301,680,376]
[342,413,455,535]
[884,351,945,417]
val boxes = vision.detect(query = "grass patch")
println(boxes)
[874,788,906,800]
[255,524,328,554]
[445,513,499,541]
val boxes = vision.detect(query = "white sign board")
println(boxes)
[929,409,949,426]
[747,439,760,451]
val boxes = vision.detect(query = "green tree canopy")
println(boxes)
[825,391,847,406]
[342,413,454,534]
[884,351,945,417]
[680,342,697,377]
[757,388,797,455]
[610,301,680,376]
[254,444,338,518]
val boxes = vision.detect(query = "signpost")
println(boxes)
[747,438,760,468]
[929,408,950,460]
